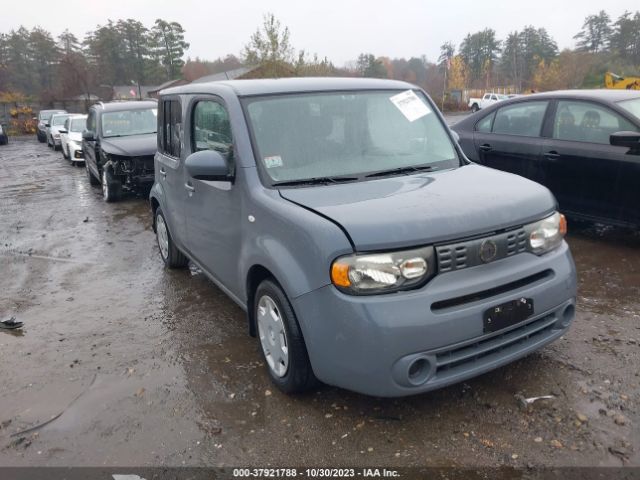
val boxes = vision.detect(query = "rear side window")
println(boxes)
[192,100,233,155]
[160,99,182,157]
[492,101,548,137]
[87,110,96,132]
[553,100,638,145]
[475,113,495,132]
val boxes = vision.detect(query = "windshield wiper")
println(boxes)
[365,165,435,178]
[272,176,359,187]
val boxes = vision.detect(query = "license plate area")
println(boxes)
[483,298,533,334]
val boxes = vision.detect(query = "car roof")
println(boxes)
[93,100,158,112]
[513,89,640,103]
[162,77,417,97]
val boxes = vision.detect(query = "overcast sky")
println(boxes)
[1,0,636,65]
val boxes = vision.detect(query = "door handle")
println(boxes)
[544,151,560,160]
[159,167,167,177]
[184,182,195,192]
[479,144,492,152]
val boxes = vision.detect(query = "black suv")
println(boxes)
[82,100,158,202]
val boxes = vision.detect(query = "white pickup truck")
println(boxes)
[468,93,508,112]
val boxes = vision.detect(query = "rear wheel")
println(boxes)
[102,168,121,203]
[471,103,479,113]
[255,279,317,394]
[155,208,188,268]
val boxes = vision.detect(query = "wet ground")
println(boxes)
[0,137,638,468]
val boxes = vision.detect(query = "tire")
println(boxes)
[62,144,69,159]
[102,168,121,203]
[86,161,100,186]
[471,104,479,113]
[155,208,188,268]
[254,279,317,394]
[46,136,52,148]
[37,133,45,143]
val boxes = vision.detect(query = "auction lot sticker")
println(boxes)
[389,90,431,122]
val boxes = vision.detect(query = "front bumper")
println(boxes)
[68,143,84,160]
[293,242,577,397]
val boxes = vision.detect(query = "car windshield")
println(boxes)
[40,111,64,121]
[70,118,87,132]
[101,108,157,138]
[618,98,640,121]
[244,90,458,184]
[52,115,70,126]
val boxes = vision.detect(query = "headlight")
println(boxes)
[68,140,78,148]
[331,246,435,295]
[525,212,567,255]
[53,133,60,138]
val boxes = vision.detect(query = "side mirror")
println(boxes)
[610,131,640,154]
[185,150,231,181]
[82,130,95,141]
[44,123,50,128]
[59,129,67,134]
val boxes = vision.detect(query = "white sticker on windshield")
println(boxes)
[389,90,431,122]
[264,155,283,168]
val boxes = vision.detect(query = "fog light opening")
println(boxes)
[407,357,430,385]
[561,304,575,327]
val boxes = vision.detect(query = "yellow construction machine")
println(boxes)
[605,72,640,90]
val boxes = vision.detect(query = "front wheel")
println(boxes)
[255,279,317,394]
[102,168,121,202]
[155,208,188,268]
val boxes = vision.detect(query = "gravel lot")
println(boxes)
[0,136,638,468]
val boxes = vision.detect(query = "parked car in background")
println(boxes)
[0,124,8,145]
[468,93,508,112]
[47,113,72,149]
[150,78,577,397]
[60,114,88,165]
[82,100,157,202]
[36,109,67,143]
[453,89,640,228]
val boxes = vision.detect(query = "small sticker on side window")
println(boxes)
[389,90,431,122]
[264,155,283,168]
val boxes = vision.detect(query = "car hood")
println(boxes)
[100,134,157,157]
[279,164,557,250]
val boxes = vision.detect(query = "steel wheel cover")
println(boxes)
[156,214,169,260]
[257,295,289,377]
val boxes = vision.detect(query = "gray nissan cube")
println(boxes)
[151,78,577,397]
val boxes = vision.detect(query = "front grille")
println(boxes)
[507,229,528,255]
[437,227,527,273]
[433,312,558,381]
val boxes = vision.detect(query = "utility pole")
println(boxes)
[441,58,449,112]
